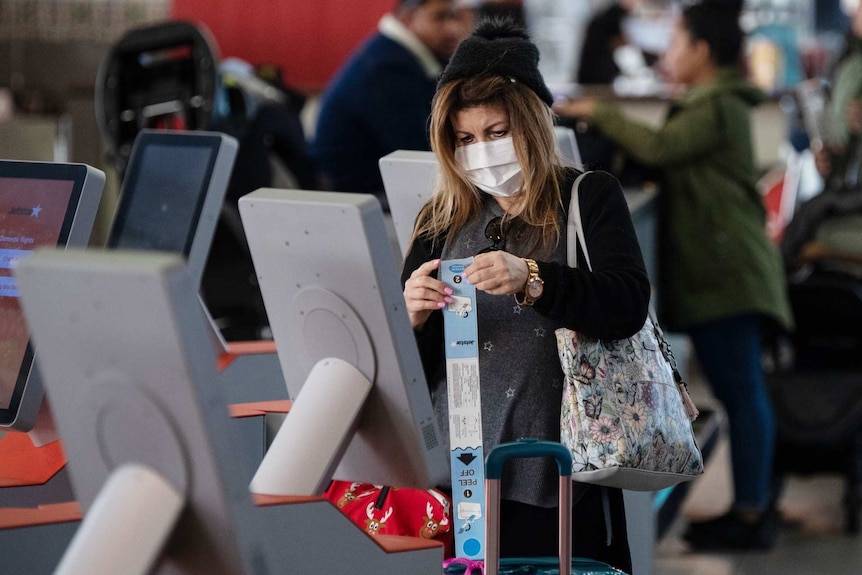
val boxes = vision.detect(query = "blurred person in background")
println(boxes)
[554,1,793,551]
[313,0,475,208]
[813,0,862,188]
[781,0,862,267]
[577,0,658,86]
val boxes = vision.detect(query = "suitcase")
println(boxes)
[444,438,626,575]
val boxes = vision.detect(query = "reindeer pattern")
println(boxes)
[335,482,376,508]
[323,480,453,543]
[419,500,450,539]
[364,501,394,535]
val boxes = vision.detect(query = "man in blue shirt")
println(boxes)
[313,0,471,206]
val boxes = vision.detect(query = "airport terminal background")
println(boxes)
[2,1,862,574]
[1,0,855,242]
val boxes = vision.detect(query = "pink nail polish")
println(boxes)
[437,301,446,308]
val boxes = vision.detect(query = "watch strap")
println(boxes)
[515,258,542,306]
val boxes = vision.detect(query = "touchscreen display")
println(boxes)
[109,144,214,253]
[0,177,75,409]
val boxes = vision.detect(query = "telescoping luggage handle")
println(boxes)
[485,439,573,575]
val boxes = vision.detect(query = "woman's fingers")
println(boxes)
[407,253,535,321]
[411,258,443,279]
[404,259,452,328]
[464,252,528,295]
[407,260,450,300]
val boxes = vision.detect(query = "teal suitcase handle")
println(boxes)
[485,438,573,480]
[485,439,573,575]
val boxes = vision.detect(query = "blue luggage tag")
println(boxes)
[441,257,486,560]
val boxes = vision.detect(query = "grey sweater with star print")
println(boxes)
[401,169,650,507]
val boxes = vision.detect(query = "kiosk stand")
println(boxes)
[12,249,444,574]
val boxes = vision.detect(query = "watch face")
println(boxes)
[527,278,543,298]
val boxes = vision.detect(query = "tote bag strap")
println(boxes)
[567,172,699,420]
[567,171,592,270]
[568,171,665,358]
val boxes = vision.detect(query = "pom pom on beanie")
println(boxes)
[438,18,554,106]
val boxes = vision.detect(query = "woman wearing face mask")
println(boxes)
[554,1,793,551]
[401,19,650,570]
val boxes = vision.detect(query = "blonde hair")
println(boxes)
[410,75,567,256]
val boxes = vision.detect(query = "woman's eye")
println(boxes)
[459,135,474,144]
[491,130,507,138]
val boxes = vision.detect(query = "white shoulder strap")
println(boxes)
[567,171,592,271]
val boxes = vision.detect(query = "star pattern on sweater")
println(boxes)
[513,305,523,314]
[484,341,493,352]
[535,327,546,337]
[505,387,515,399]
[464,238,475,251]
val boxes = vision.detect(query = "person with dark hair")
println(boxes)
[577,0,655,85]
[555,1,793,551]
[313,0,473,207]
[402,17,651,570]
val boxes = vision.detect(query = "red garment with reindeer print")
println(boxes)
[323,480,454,557]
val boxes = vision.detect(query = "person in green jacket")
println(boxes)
[555,1,793,551]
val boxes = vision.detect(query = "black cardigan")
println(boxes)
[401,170,651,376]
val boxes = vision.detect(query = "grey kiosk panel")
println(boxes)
[239,188,448,489]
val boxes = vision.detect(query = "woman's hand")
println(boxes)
[465,251,529,296]
[404,259,452,329]
[552,97,598,118]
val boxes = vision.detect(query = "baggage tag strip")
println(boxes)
[441,257,486,560]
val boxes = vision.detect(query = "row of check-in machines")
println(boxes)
[0,129,460,574]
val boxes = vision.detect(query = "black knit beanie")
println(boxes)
[438,18,554,107]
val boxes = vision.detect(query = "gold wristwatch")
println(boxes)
[515,258,544,306]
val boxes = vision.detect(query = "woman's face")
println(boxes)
[661,19,707,85]
[451,102,511,147]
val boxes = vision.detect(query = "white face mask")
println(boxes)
[454,137,524,198]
